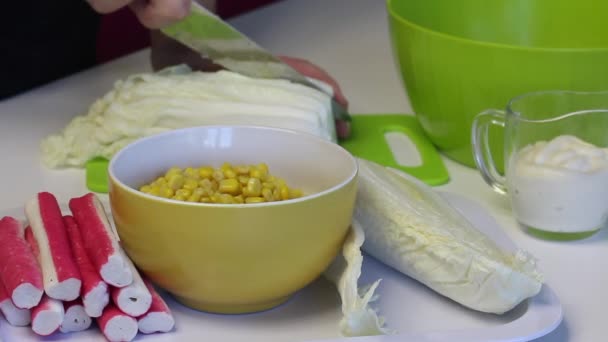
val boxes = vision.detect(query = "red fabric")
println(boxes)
[95,8,151,64]
[217,0,281,18]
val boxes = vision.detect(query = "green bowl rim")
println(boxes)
[386,0,608,53]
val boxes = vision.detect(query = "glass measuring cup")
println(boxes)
[472,90,608,240]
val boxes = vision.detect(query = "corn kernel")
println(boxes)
[279,185,290,200]
[172,194,186,201]
[184,167,200,179]
[249,167,264,179]
[245,196,265,204]
[289,188,303,199]
[234,165,250,175]
[187,193,201,202]
[167,174,185,190]
[212,169,225,182]
[183,178,199,190]
[273,188,280,200]
[217,194,234,204]
[257,163,269,173]
[158,186,174,198]
[234,195,244,204]
[175,188,192,198]
[219,178,241,195]
[238,176,249,185]
[262,182,275,190]
[221,162,232,171]
[210,193,220,203]
[139,185,152,193]
[262,188,273,202]
[246,178,262,197]
[223,168,237,179]
[165,167,182,178]
[154,177,168,186]
[199,196,212,203]
[148,186,161,196]
[193,187,206,197]
[198,166,213,179]
[199,178,213,188]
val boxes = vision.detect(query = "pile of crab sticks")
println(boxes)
[0,192,175,341]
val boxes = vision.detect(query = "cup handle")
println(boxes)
[472,109,507,194]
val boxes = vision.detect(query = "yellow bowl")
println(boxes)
[108,125,358,314]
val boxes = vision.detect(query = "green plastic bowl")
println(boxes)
[387,0,608,169]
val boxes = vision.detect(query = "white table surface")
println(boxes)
[0,0,601,341]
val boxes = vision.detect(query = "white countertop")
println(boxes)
[0,0,601,341]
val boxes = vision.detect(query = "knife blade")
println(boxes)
[160,1,350,122]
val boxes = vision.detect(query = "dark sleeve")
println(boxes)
[0,0,101,100]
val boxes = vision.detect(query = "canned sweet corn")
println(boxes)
[139,163,303,204]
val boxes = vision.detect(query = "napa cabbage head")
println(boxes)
[354,158,544,314]
[41,65,335,168]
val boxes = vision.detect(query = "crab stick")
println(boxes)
[64,215,109,317]
[69,193,132,287]
[59,300,92,333]
[0,216,44,309]
[98,303,138,342]
[25,192,82,301]
[0,279,31,327]
[111,252,151,317]
[137,280,174,334]
[31,295,64,336]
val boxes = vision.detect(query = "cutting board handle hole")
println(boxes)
[384,131,422,167]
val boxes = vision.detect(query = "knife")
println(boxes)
[160,1,350,122]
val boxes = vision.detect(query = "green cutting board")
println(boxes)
[85,114,449,193]
[339,114,449,186]
[85,157,111,193]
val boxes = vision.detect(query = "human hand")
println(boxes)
[279,56,351,139]
[87,0,191,29]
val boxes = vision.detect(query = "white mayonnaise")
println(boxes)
[507,135,608,232]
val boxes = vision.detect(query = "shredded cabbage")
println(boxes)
[324,222,388,337]
[41,65,335,168]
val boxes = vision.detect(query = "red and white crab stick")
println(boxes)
[0,216,44,309]
[137,280,175,334]
[59,300,92,333]
[0,279,31,327]
[25,192,82,301]
[111,252,152,317]
[64,215,109,317]
[31,295,64,336]
[98,303,138,342]
[69,193,132,288]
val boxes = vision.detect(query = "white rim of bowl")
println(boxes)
[108,125,359,208]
